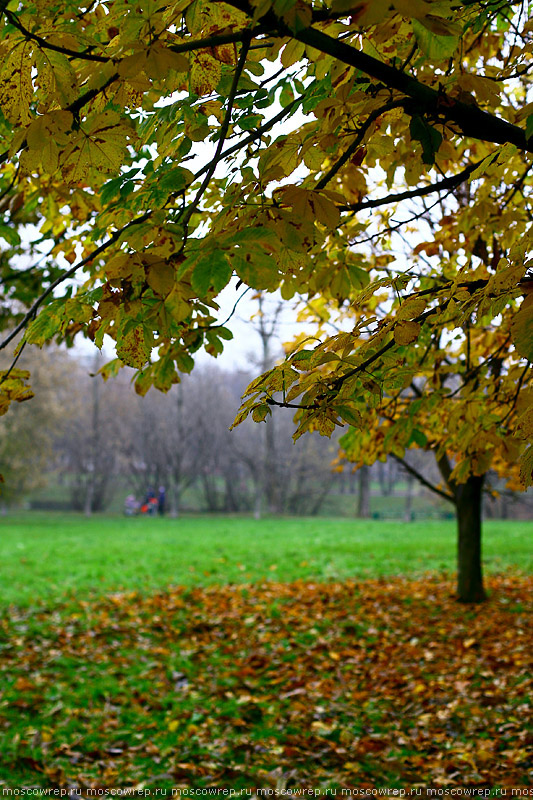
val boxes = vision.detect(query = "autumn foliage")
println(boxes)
[0,0,531,499]
[1,576,531,788]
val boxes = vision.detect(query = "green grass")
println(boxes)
[1,512,531,606]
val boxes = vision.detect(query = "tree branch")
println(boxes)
[339,162,479,213]
[0,29,266,167]
[179,32,253,230]
[169,27,265,56]
[4,9,265,65]
[192,96,302,183]
[0,211,152,352]
[392,454,455,504]
[315,100,405,191]
[436,452,455,496]
[4,9,108,61]
[291,26,533,152]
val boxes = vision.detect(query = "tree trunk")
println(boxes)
[169,475,179,518]
[455,474,487,603]
[404,472,414,521]
[357,465,371,518]
[84,476,94,517]
[264,418,279,513]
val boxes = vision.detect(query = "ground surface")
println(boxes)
[0,514,531,789]
[0,575,531,788]
[1,513,531,605]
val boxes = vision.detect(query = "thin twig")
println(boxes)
[0,340,27,385]
[315,100,404,191]
[179,31,253,231]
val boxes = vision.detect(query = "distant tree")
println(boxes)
[356,465,371,520]
[0,347,70,507]
[56,355,130,513]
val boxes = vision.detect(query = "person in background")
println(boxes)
[142,487,158,515]
[158,486,166,516]
[124,494,139,516]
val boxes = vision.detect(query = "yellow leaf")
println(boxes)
[397,297,426,321]
[311,192,340,229]
[190,51,221,96]
[511,294,533,361]
[146,261,176,298]
[316,413,336,437]
[516,405,533,439]
[165,287,191,322]
[394,321,421,345]
[281,39,306,68]
[118,51,148,79]
[26,111,73,174]
[301,142,324,170]
[145,43,189,79]
[168,720,179,732]
[0,369,34,416]
[35,48,78,106]
[519,445,533,488]
[186,0,248,35]
[117,326,151,369]
[106,253,145,282]
[332,0,391,26]
[343,762,360,773]
[61,111,132,186]
[211,43,236,65]
[0,40,33,125]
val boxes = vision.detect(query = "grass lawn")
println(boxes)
[0,513,531,789]
[0,512,531,606]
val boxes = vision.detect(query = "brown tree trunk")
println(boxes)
[357,465,371,518]
[455,474,487,603]
[404,472,414,521]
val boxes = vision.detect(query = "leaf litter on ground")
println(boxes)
[0,574,531,789]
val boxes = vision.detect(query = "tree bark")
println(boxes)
[404,472,414,522]
[169,475,179,518]
[455,474,487,603]
[357,465,371,518]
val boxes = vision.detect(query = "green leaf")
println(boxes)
[216,326,233,341]
[0,224,21,247]
[191,250,232,296]
[238,114,264,131]
[347,263,370,289]
[252,403,270,422]
[24,305,62,346]
[409,429,428,447]
[175,349,195,372]
[335,404,363,428]
[230,251,279,291]
[280,83,295,108]
[409,115,442,165]
[412,19,459,60]
[156,166,194,193]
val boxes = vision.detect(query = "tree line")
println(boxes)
[2,346,530,525]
